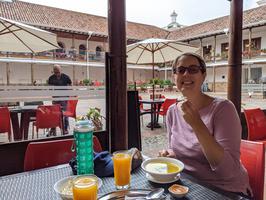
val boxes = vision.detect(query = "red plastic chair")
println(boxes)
[240,140,265,200]
[0,107,12,142]
[24,138,75,171]
[63,99,78,119]
[24,137,103,171]
[32,105,63,139]
[159,98,177,125]
[138,96,144,110]
[243,108,266,141]
[93,136,103,153]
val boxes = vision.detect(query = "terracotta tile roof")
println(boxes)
[1,1,266,42]
[167,5,266,41]
[0,0,169,40]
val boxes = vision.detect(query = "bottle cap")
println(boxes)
[75,120,94,132]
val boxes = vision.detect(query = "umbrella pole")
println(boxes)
[164,65,167,80]
[152,52,155,100]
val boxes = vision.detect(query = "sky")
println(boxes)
[22,0,258,28]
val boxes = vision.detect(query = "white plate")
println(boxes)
[146,173,180,184]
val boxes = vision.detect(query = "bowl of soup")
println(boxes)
[141,157,184,182]
[54,175,102,200]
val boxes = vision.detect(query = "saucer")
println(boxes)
[146,173,180,184]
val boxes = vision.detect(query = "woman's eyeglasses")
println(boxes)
[173,65,202,74]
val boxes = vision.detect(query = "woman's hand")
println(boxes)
[158,149,176,158]
[180,100,202,128]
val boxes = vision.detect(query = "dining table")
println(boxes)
[9,105,38,140]
[139,99,165,130]
[0,164,250,200]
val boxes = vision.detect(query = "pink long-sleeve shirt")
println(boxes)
[166,98,251,194]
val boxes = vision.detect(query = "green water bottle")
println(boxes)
[74,120,94,175]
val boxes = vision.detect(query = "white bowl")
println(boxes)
[168,184,189,198]
[54,175,102,200]
[141,157,184,182]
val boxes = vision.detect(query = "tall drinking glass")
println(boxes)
[113,150,132,190]
[72,175,98,200]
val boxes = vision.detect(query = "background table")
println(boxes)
[0,164,249,200]
[139,99,164,130]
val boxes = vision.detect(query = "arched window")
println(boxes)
[79,44,86,55]
[56,42,65,53]
[96,46,102,57]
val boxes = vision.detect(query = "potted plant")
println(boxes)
[221,51,228,59]
[83,78,93,86]
[261,48,266,55]
[215,53,221,60]
[86,107,105,131]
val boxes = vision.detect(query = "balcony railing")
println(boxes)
[0,48,105,62]
[1,48,266,63]
[203,49,266,62]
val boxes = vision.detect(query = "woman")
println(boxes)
[159,53,251,196]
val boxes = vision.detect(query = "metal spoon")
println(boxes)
[146,188,164,200]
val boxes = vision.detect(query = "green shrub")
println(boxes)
[163,79,174,86]
[83,78,93,86]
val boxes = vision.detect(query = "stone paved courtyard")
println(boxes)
[2,91,266,159]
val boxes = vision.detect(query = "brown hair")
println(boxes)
[172,53,206,74]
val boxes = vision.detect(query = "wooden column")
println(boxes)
[108,0,128,152]
[6,63,10,85]
[200,38,203,57]
[248,28,252,59]
[212,35,217,92]
[247,28,252,81]
[72,34,76,84]
[227,0,243,116]
[31,54,34,84]
[212,67,216,92]
[73,66,76,84]
[6,53,10,85]
[31,64,34,84]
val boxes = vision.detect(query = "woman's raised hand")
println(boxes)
[180,100,202,127]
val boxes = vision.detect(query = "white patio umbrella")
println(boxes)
[127,38,199,98]
[0,17,59,53]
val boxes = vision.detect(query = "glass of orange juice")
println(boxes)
[113,150,132,190]
[72,175,98,200]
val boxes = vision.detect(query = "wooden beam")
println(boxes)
[107,0,128,152]
[227,0,243,116]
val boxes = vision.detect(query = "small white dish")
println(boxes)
[146,173,180,184]
[168,184,189,198]
[54,175,102,200]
